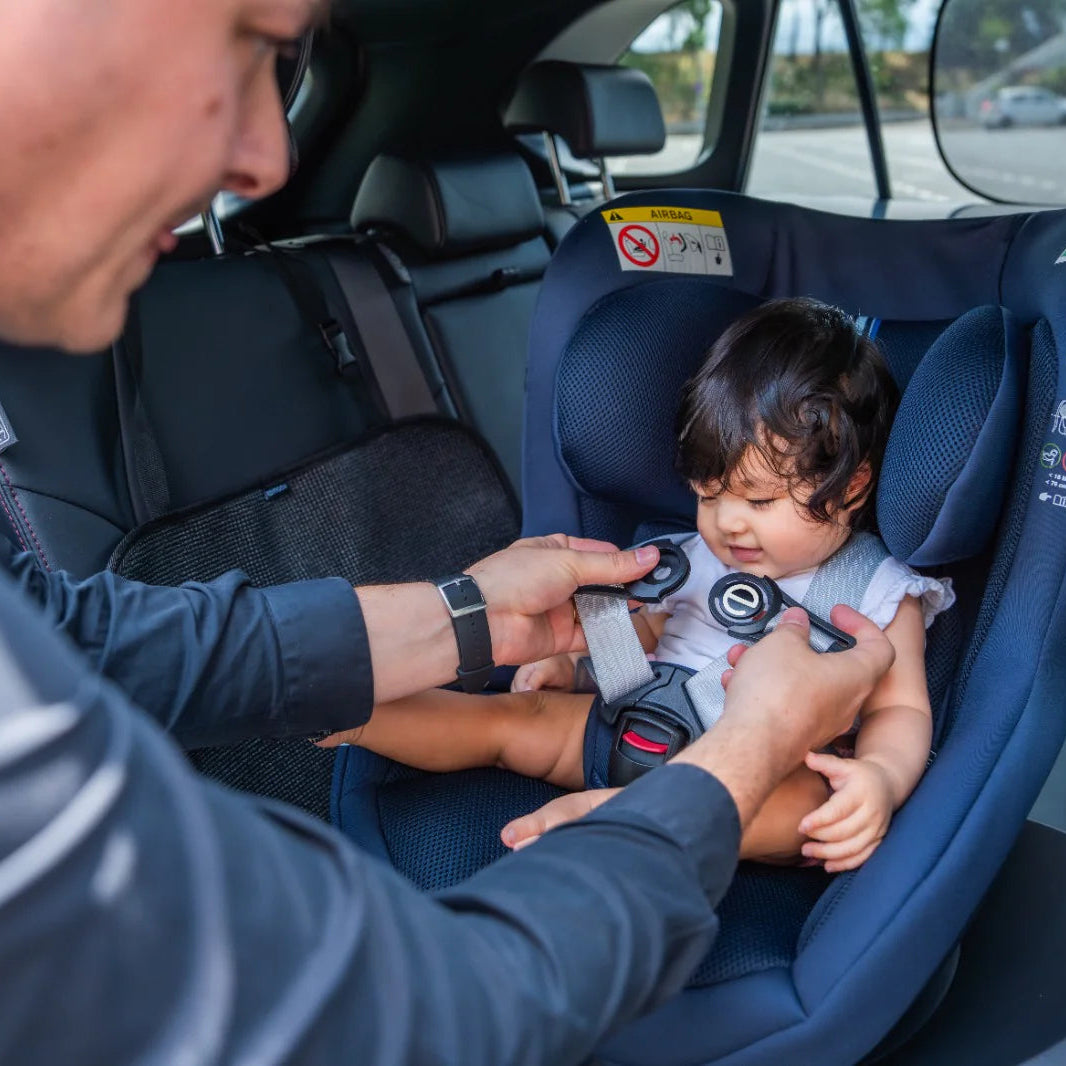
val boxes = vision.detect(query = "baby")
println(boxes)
[322,298,953,871]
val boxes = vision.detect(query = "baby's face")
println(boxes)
[693,449,853,580]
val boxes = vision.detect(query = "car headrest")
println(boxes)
[504,61,666,158]
[350,153,545,255]
[878,305,1026,567]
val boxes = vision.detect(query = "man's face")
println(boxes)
[0,0,321,353]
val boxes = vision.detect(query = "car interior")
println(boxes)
[3,0,1066,1061]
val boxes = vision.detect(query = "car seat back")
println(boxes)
[351,151,552,495]
[508,189,1060,1062]
[330,189,1063,1065]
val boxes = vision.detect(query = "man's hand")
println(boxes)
[468,535,659,667]
[799,753,895,872]
[501,789,620,850]
[502,605,894,849]
[673,605,895,827]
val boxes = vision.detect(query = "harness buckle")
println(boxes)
[600,662,702,787]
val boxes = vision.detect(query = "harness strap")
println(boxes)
[573,592,654,704]
[683,532,890,731]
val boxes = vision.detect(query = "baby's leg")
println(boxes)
[739,765,830,865]
[330,688,593,790]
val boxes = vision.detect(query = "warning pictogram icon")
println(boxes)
[618,224,660,268]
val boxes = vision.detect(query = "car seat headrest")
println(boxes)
[878,305,1025,567]
[504,61,666,158]
[350,153,545,255]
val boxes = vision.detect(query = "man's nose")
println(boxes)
[221,64,291,201]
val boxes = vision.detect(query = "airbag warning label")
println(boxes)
[601,206,733,276]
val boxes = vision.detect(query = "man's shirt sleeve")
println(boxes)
[0,539,372,747]
[0,576,740,1066]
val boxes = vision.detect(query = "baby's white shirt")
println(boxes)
[647,535,955,673]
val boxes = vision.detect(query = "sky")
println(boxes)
[634,0,943,56]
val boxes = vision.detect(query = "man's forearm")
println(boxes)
[357,582,460,705]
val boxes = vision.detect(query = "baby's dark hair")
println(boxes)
[675,297,899,529]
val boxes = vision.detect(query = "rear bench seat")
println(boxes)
[350,151,553,495]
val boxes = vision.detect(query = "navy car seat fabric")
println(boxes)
[527,194,1058,1063]
[522,190,1026,541]
[330,190,1066,1064]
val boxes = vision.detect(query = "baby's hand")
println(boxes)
[798,752,895,872]
[511,653,577,692]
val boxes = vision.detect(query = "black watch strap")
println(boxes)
[435,573,495,693]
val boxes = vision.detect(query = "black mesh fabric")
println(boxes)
[111,419,520,818]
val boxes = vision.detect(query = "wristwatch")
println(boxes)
[435,573,495,693]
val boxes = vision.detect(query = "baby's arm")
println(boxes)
[800,595,932,871]
[512,607,668,692]
[318,686,593,789]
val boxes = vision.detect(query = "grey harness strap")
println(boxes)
[683,532,890,730]
[574,593,654,704]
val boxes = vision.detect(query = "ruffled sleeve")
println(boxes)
[858,556,956,631]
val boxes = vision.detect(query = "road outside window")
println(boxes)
[748,0,975,204]
[747,0,876,199]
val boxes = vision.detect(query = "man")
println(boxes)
[0,2,895,1063]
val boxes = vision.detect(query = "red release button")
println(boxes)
[621,729,669,755]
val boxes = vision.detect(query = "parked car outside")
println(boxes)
[980,85,1066,128]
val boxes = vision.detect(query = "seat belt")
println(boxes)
[112,297,173,524]
[325,248,438,420]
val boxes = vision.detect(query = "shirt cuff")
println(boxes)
[261,577,372,737]
[583,765,741,905]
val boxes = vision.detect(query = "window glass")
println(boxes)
[747,0,876,199]
[858,0,975,201]
[611,0,724,176]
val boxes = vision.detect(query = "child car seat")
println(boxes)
[333,191,1066,1063]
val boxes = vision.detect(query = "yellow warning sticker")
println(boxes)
[600,207,723,227]
[600,206,733,277]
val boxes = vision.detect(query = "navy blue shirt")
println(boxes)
[0,545,741,1065]
[2,538,374,746]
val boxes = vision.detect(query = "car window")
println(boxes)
[746,0,876,199]
[610,0,725,177]
[857,0,974,202]
[747,0,977,204]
